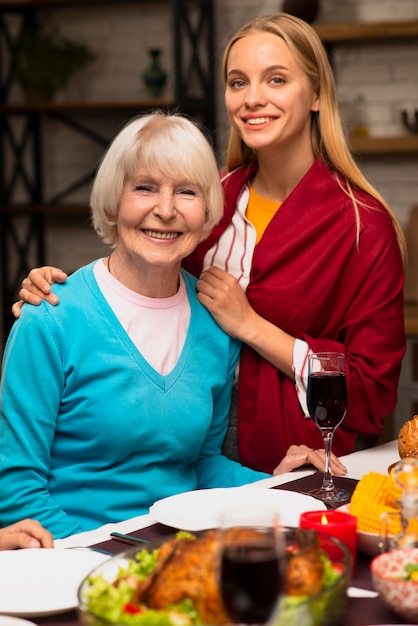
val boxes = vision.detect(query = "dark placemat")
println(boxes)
[36,613,79,625]
[275,472,359,507]
[91,522,175,554]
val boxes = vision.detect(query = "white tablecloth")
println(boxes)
[55,439,399,549]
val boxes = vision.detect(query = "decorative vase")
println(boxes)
[281,0,321,23]
[142,48,167,98]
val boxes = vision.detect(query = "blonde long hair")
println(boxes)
[222,13,406,264]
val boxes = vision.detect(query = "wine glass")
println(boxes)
[218,507,285,625]
[307,351,350,505]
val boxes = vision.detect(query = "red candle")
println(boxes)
[299,509,357,573]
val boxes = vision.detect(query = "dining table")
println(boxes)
[19,439,410,626]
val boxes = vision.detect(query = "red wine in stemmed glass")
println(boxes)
[307,370,347,430]
[306,352,350,505]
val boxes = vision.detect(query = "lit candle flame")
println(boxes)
[321,514,329,525]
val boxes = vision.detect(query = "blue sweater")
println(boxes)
[0,263,269,538]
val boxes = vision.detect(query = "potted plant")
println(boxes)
[16,18,96,101]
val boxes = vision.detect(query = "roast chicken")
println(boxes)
[133,530,229,624]
[130,527,325,624]
[284,529,325,597]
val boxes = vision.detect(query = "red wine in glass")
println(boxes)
[307,371,347,430]
[307,352,350,505]
[220,540,283,624]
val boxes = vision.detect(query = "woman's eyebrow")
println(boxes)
[227,64,290,76]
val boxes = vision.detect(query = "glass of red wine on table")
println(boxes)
[307,351,350,506]
[218,507,285,625]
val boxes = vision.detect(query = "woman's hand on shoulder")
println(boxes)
[272,444,347,476]
[12,266,68,319]
[197,266,256,339]
[0,519,54,550]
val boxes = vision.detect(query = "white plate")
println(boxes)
[149,487,327,530]
[0,548,109,617]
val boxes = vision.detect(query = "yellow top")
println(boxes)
[246,186,281,244]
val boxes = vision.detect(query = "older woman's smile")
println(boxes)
[142,229,180,240]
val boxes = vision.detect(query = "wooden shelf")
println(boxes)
[312,20,418,156]
[0,0,217,345]
[314,20,418,43]
[350,135,418,155]
[0,98,176,114]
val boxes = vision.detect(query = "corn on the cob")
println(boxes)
[349,471,403,535]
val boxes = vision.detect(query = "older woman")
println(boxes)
[0,112,274,539]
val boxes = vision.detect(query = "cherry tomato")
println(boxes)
[124,603,143,615]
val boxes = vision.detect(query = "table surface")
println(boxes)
[22,440,409,625]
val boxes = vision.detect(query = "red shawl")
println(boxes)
[184,159,405,473]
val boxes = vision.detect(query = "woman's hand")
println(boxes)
[12,266,68,319]
[197,266,255,339]
[272,444,348,476]
[197,265,295,379]
[0,519,54,550]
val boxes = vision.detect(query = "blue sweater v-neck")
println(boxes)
[0,262,269,538]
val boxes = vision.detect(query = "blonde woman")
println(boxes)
[188,13,406,472]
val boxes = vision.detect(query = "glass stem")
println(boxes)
[321,430,335,491]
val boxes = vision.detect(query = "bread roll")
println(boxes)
[398,415,418,459]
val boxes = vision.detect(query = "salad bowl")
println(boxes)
[78,527,351,626]
[371,548,418,623]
